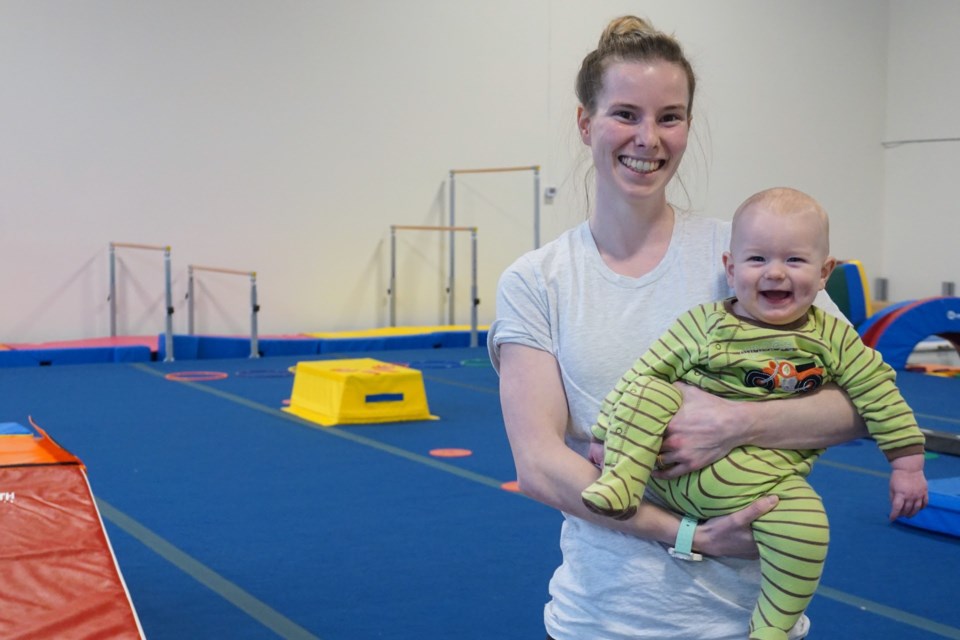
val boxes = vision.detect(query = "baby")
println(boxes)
[583,187,928,640]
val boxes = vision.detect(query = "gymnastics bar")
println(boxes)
[920,428,960,457]
[186,265,260,359]
[448,165,540,325]
[389,224,479,348]
[109,242,175,362]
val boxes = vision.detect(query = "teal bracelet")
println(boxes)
[668,515,703,561]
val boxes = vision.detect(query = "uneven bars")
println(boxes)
[391,224,476,329]
[447,165,541,321]
[391,224,477,232]
[449,165,540,175]
[388,224,479,347]
[109,241,175,361]
[190,265,256,277]
[109,242,170,251]
[186,264,260,358]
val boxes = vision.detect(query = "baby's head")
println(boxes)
[723,187,836,325]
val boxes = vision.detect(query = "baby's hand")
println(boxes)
[889,457,928,521]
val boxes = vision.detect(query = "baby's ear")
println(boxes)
[820,256,837,288]
[722,251,735,287]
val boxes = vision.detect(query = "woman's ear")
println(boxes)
[576,106,591,144]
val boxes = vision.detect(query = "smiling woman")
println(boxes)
[576,60,690,229]
[488,15,867,640]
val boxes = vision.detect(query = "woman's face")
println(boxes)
[578,60,690,206]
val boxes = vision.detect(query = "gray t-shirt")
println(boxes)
[489,213,822,639]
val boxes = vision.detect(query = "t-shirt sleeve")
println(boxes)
[813,288,848,324]
[487,256,553,374]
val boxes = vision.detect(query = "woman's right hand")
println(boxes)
[660,382,866,480]
[656,383,747,477]
[692,495,779,559]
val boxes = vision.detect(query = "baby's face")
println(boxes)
[723,204,835,325]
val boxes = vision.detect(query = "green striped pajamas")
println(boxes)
[583,299,925,640]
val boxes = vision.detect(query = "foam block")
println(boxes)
[0,346,151,367]
[825,261,871,327]
[283,358,437,426]
[861,297,960,370]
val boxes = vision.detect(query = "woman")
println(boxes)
[488,16,866,640]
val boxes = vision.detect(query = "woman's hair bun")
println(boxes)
[599,15,655,46]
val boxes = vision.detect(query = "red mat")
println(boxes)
[3,336,159,351]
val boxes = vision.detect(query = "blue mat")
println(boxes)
[1,348,959,639]
[897,476,960,538]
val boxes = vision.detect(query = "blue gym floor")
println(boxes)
[2,347,959,639]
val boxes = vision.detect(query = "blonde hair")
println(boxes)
[732,187,831,254]
[575,16,697,115]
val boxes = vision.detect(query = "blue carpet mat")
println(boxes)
[1,348,958,639]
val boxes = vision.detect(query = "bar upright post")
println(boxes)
[187,266,195,335]
[163,246,175,362]
[470,228,478,347]
[448,171,456,325]
[389,226,397,327]
[109,243,117,337]
[250,272,260,358]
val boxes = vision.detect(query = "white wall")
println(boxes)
[882,0,960,302]
[0,0,897,342]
